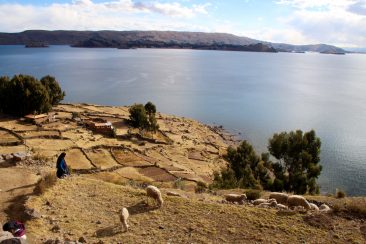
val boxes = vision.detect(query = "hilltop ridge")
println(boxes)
[0,30,346,53]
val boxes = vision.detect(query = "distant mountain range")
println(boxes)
[0,30,346,54]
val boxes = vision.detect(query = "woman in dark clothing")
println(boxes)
[56,152,69,178]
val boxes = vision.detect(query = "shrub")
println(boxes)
[346,198,366,217]
[245,189,261,200]
[195,181,207,193]
[173,178,185,190]
[336,188,346,198]
[34,172,57,195]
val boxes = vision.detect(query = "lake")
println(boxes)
[1,45,366,196]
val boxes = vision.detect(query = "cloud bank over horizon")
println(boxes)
[0,0,365,48]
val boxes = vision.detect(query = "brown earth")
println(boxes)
[1,103,365,243]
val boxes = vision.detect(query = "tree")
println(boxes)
[0,74,65,116]
[144,101,159,132]
[212,140,272,190]
[129,102,159,132]
[268,129,322,194]
[129,104,148,128]
[0,75,51,116]
[40,75,65,105]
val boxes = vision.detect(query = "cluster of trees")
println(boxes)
[212,130,322,195]
[0,74,65,116]
[129,102,159,132]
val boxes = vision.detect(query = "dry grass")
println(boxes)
[25,176,365,244]
[33,172,58,195]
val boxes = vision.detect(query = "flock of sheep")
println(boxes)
[224,192,331,213]
[118,186,331,232]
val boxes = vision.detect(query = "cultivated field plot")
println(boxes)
[65,148,94,169]
[0,145,26,155]
[0,119,38,131]
[79,104,129,116]
[61,129,93,142]
[41,121,78,131]
[85,148,119,169]
[56,104,88,113]
[173,171,205,182]
[187,149,206,161]
[54,112,72,120]
[18,130,60,139]
[111,148,152,167]
[112,167,153,182]
[0,130,20,144]
[138,166,177,182]
[26,138,74,151]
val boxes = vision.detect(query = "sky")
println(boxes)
[0,0,365,48]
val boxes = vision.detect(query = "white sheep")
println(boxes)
[309,203,319,211]
[119,207,129,231]
[269,192,289,205]
[253,198,267,205]
[287,195,311,210]
[146,185,164,208]
[258,200,277,208]
[319,203,331,213]
[276,203,288,210]
[224,194,247,204]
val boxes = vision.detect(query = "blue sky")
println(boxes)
[1,0,365,47]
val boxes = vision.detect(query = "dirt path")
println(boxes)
[0,167,40,224]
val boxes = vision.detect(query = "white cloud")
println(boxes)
[0,0,211,32]
[275,0,366,47]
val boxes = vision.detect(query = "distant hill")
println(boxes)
[0,30,346,54]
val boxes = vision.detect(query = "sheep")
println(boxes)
[258,202,271,208]
[269,192,289,205]
[287,195,311,210]
[309,203,319,211]
[319,204,331,213]
[224,194,247,205]
[276,204,288,210]
[253,198,267,205]
[119,207,129,231]
[146,185,164,208]
[258,200,277,208]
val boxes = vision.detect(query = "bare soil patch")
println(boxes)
[138,166,177,182]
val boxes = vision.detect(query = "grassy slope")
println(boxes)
[25,176,364,243]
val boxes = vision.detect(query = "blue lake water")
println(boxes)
[1,45,366,195]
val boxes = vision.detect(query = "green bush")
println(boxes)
[195,181,207,193]
[245,189,261,200]
[0,74,65,116]
[129,104,148,128]
[336,188,346,198]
